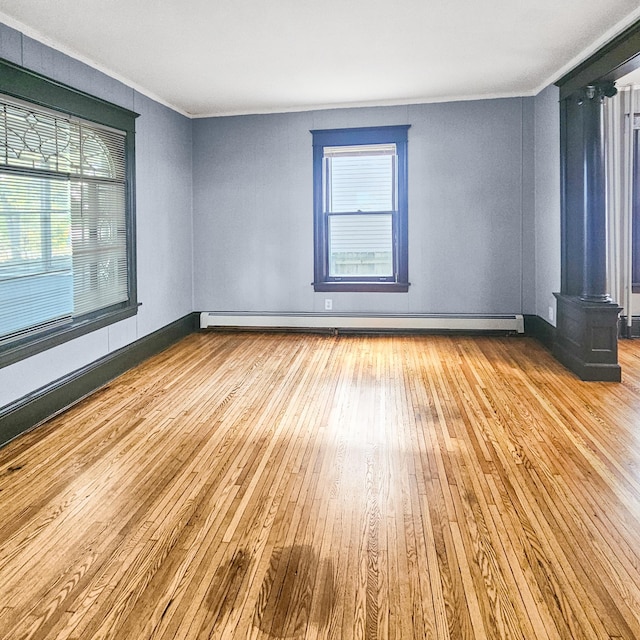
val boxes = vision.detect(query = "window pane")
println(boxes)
[325,144,395,213]
[0,173,72,339]
[329,213,393,277]
[73,124,126,180]
[71,180,128,316]
[0,101,75,173]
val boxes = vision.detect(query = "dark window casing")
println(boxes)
[311,125,410,293]
[0,58,138,369]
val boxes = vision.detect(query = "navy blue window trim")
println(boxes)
[311,125,410,293]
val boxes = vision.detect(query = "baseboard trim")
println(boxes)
[619,316,640,338]
[524,314,556,351]
[0,312,198,448]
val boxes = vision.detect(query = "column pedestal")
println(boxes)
[553,293,621,381]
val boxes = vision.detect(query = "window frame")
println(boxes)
[0,58,138,369]
[311,125,410,293]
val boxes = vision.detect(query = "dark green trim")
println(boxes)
[125,112,138,315]
[0,57,138,131]
[0,305,139,370]
[556,19,640,99]
[524,314,556,351]
[0,56,139,369]
[0,313,198,448]
[619,316,640,338]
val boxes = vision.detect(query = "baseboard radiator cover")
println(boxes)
[200,312,525,334]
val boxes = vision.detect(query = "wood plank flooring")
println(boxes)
[2,331,640,639]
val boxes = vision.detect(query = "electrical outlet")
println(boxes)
[324,298,333,311]
[548,306,554,323]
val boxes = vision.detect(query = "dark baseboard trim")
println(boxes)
[524,314,556,351]
[0,312,199,448]
[619,316,640,338]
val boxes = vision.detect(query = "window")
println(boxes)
[0,59,137,367]
[311,125,409,292]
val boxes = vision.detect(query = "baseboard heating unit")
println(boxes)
[199,312,525,334]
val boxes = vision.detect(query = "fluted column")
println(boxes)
[579,81,617,302]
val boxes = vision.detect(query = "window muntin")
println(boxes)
[312,126,409,293]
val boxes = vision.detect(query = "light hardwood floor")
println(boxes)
[2,332,640,639]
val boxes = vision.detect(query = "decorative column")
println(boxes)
[554,81,622,381]
[580,82,616,302]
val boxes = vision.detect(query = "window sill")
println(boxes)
[0,304,139,370]
[313,282,409,293]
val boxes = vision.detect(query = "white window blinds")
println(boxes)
[324,143,396,213]
[0,95,128,343]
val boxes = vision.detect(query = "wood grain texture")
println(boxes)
[2,332,640,639]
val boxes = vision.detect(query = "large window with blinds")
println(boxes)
[0,59,137,367]
[311,125,409,292]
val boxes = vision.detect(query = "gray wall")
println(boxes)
[193,98,536,315]
[0,18,564,414]
[0,23,193,408]
[534,85,561,326]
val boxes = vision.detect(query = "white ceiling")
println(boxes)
[0,0,639,118]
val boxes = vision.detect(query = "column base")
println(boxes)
[579,293,611,303]
[553,293,622,382]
